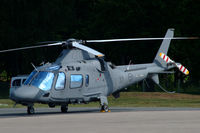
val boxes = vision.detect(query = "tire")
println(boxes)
[48,103,56,108]
[27,106,35,114]
[103,104,109,112]
[61,105,68,113]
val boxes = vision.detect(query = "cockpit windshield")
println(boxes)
[31,71,54,91]
[24,71,37,85]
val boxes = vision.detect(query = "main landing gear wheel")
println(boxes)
[100,104,111,113]
[61,105,68,113]
[27,106,35,114]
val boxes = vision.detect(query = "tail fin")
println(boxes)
[153,28,174,67]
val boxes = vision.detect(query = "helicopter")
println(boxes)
[0,28,195,114]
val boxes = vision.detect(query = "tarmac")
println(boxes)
[0,107,200,133]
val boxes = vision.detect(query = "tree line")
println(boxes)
[0,0,199,88]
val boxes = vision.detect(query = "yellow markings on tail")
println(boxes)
[186,70,189,75]
[97,54,104,57]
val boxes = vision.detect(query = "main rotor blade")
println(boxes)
[72,42,104,57]
[86,37,198,43]
[37,41,61,44]
[0,42,62,53]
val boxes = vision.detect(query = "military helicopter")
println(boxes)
[0,28,196,114]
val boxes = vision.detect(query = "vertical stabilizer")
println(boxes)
[153,28,174,67]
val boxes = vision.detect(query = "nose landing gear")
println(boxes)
[61,104,68,113]
[27,105,35,114]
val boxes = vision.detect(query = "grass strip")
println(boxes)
[0,92,200,108]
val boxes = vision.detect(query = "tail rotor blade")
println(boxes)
[175,63,189,75]
[159,53,174,63]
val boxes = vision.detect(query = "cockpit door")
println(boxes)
[50,72,68,101]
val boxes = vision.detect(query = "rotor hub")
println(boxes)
[62,39,83,48]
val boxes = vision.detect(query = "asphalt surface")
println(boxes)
[1,107,200,133]
[1,107,200,118]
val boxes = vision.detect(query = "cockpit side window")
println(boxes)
[55,72,66,90]
[12,79,21,87]
[22,79,26,84]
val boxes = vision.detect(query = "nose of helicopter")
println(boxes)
[11,86,40,102]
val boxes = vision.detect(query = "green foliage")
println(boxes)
[0,70,8,81]
[0,81,9,99]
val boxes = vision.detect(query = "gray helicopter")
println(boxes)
[0,29,194,114]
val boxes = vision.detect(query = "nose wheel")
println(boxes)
[61,105,68,113]
[27,106,35,114]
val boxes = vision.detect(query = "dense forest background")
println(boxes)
[0,0,199,95]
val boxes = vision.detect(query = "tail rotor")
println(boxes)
[159,52,189,75]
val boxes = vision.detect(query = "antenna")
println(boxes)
[31,62,38,72]
[40,61,45,66]
[126,60,132,70]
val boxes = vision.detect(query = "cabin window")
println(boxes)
[85,75,89,87]
[70,75,83,88]
[55,72,66,90]
[12,79,21,87]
